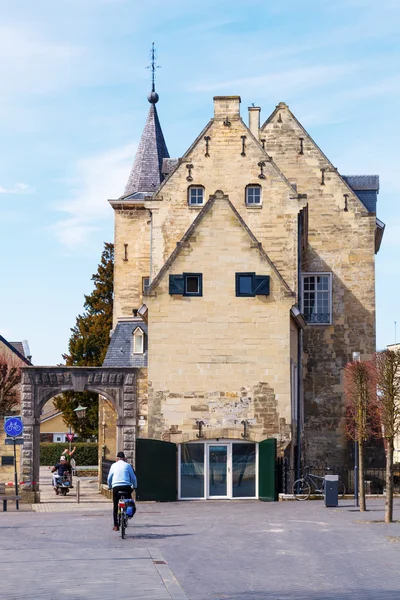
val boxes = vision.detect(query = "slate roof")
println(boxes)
[103,319,148,368]
[342,175,379,191]
[40,408,62,423]
[10,342,25,356]
[124,104,169,197]
[0,335,32,364]
[342,175,380,214]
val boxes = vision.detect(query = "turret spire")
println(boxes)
[123,44,169,198]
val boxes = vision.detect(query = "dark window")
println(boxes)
[184,273,203,296]
[169,273,203,296]
[236,273,270,297]
[188,187,204,206]
[236,273,255,296]
[142,277,150,293]
[1,456,14,466]
[246,185,261,205]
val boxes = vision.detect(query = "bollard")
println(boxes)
[76,479,80,503]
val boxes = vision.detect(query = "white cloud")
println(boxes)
[50,144,136,248]
[0,183,35,194]
[189,63,360,95]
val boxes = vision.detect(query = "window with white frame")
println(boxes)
[245,185,261,206]
[188,186,204,206]
[302,273,332,324]
[133,327,144,354]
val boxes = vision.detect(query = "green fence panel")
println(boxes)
[136,438,177,501]
[258,438,277,501]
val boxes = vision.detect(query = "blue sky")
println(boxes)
[1,0,399,364]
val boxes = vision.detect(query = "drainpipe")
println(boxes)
[296,213,303,482]
[148,209,153,283]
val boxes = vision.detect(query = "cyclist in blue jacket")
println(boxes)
[107,451,137,531]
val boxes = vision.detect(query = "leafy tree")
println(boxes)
[0,355,21,416]
[375,349,400,523]
[344,359,378,511]
[54,243,114,437]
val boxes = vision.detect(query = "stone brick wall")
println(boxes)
[98,397,117,461]
[113,207,150,327]
[145,194,296,450]
[262,103,377,466]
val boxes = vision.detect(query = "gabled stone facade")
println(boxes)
[107,94,382,470]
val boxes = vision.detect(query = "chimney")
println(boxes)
[248,106,261,138]
[213,96,241,120]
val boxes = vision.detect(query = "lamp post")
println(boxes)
[352,352,360,508]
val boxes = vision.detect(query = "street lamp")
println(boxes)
[74,404,87,420]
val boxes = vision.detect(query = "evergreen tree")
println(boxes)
[54,243,114,437]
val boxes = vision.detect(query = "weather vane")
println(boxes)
[146,42,161,95]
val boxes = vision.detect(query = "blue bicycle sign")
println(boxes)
[4,417,24,437]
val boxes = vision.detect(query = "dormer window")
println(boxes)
[246,185,261,206]
[188,186,204,206]
[133,327,144,354]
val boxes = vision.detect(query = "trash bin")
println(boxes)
[324,474,339,507]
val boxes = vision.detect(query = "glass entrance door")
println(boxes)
[179,441,258,500]
[208,445,229,498]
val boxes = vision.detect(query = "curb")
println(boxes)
[148,547,189,599]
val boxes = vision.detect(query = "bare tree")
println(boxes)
[375,349,400,523]
[0,355,22,416]
[344,360,377,511]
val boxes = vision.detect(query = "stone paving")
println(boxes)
[2,495,400,599]
[32,466,110,512]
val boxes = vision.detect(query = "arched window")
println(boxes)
[133,327,145,354]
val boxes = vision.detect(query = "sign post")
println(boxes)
[66,432,75,454]
[4,417,24,510]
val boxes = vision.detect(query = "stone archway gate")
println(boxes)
[20,366,137,495]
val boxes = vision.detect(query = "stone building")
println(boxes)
[102,88,384,500]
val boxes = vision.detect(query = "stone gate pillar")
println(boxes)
[21,371,40,500]
[120,372,137,465]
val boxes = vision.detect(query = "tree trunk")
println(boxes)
[385,440,394,524]
[359,438,366,511]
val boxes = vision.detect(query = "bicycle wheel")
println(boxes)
[121,512,126,539]
[293,478,311,500]
[338,479,346,499]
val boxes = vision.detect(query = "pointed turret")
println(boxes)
[123,44,169,198]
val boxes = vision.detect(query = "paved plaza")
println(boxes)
[2,490,400,599]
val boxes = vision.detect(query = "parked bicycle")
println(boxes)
[293,466,346,501]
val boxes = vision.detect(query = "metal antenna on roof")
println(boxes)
[395,321,397,344]
[146,42,160,104]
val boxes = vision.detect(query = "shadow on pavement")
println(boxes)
[127,532,192,540]
[224,590,399,599]
[131,523,184,528]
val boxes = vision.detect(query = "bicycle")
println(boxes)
[293,466,346,501]
[117,492,136,539]
[117,493,129,539]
